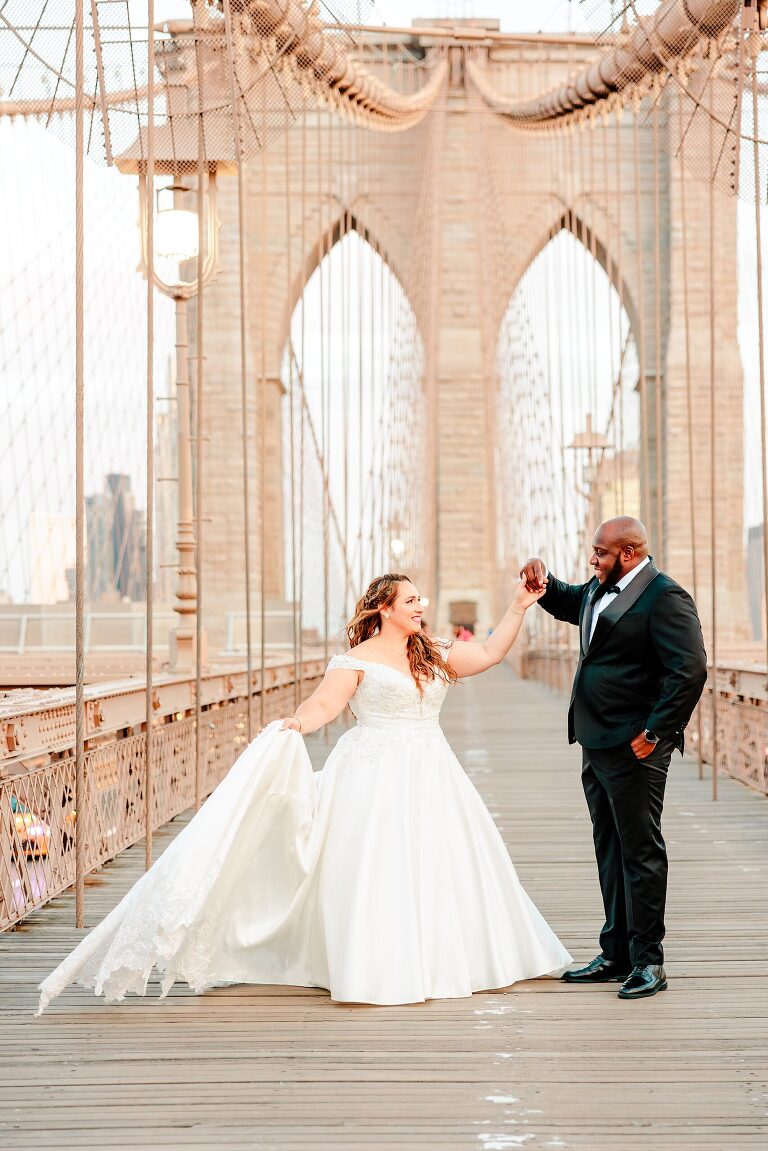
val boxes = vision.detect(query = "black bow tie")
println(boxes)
[593,582,620,602]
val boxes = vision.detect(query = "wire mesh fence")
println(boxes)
[0,657,323,930]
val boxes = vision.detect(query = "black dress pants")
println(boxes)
[581,739,673,968]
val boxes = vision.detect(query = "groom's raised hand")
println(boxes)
[520,558,548,593]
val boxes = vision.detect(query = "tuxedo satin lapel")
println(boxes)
[580,578,599,656]
[586,563,661,657]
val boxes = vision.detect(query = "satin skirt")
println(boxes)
[38,721,571,1012]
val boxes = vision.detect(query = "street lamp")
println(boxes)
[116,35,235,670]
[136,170,221,671]
[137,173,221,298]
[154,186,199,261]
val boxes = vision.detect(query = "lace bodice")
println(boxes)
[327,643,453,731]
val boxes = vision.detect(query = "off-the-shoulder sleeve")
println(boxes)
[327,653,366,673]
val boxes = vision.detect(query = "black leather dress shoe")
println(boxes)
[617,964,667,999]
[561,955,632,984]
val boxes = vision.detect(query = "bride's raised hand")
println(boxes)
[279,717,303,732]
[513,576,547,613]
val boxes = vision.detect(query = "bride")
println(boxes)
[37,573,570,1013]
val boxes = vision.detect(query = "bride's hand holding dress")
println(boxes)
[278,667,360,734]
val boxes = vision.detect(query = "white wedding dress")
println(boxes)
[37,651,571,1013]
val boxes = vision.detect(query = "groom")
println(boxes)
[521,517,707,1000]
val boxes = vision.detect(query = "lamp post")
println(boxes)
[567,411,609,549]
[137,171,221,670]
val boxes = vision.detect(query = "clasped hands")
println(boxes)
[515,558,548,612]
[519,557,548,594]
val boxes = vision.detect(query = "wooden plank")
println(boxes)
[0,668,766,1149]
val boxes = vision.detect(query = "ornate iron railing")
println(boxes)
[521,646,768,796]
[0,658,323,930]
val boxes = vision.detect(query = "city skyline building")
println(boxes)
[70,473,147,604]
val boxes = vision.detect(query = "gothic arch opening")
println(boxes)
[520,208,641,344]
[496,227,641,591]
[281,228,427,639]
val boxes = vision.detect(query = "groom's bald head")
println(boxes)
[597,517,649,558]
[590,517,650,583]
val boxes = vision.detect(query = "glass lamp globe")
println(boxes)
[155,185,199,261]
[390,537,405,559]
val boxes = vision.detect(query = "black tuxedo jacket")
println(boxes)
[538,562,708,750]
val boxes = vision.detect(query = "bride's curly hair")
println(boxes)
[346,573,458,695]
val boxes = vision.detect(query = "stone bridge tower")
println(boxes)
[170,18,744,644]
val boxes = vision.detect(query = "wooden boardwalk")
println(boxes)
[1,668,766,1150]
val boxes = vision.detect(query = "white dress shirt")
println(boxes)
[589,556,650,644]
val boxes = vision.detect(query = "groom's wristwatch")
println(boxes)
[643,729,659,745]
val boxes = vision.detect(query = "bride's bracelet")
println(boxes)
[294,716,303,732]
[512,607,527,617]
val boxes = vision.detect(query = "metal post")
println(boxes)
[145,0,156,867]
[170,294,197,672]
[193,9,207,812]
[677,87,702,778]
[708,78,718,801]
[74,0,86,928]
[222,0,254,739]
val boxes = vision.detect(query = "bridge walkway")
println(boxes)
[1,667,766,1149]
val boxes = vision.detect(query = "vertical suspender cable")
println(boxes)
[299,107,306,692]
[652,92,664,566]
[566,124,582,576]
[613,105,627,509]
[341,111,350,618]
[223,0,253,739]
[285,108,298,709]
[677,87,702,776]
[708,78,718,801]
[370,223,377,575]
[74,0,86,928]
[429,82,445,611]
[378,247,386,571]
[570,122,588,548]
[601,109,617,495]
[325,107,334,651]
[588,115,599,425]
[382,38,391,575]
[559,129,571,575]
[319,106,329,667]
[542,141,559,665]
[145,1,156,865]
[575,122,588,432]
[357,125,365,590]
[259,51,267,729]
[750,31,768,700]
[193,15,206,812]
[632,102,652,530]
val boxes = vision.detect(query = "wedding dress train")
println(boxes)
[38,652,571,1012]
